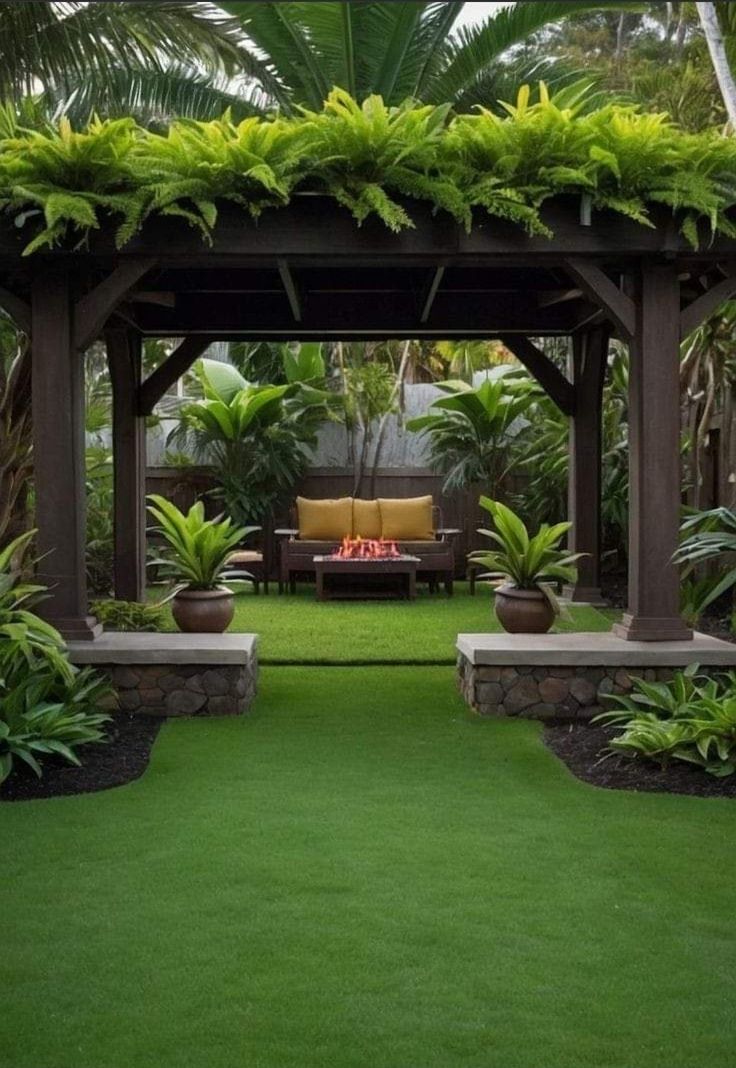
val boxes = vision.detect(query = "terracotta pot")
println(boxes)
[171,587,234,634]
[494,584,555,634]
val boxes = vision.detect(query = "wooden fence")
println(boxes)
[145,465,498,576]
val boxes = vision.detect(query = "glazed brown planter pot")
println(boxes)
[171,587,234,634]
[494,584,555,634]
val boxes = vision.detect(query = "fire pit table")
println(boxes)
[313,552,420,601]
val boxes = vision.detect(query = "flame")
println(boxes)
[331,536,401,560]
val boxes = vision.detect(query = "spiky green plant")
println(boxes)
[147,494,254,591]
[0,530,112,784]
[468,497,583,614]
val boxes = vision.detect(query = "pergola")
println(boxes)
[2,195,736,641]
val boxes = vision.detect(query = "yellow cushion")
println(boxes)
[352,499,382,539]
[378,496,434,541]
[296,496,353,541]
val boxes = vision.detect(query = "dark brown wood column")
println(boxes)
[565,326,609,604]
[31,271,100,639]
[613,263,692,641]
[107,327,146,601]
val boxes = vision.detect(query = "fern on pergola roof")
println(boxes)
[1,85,735,255]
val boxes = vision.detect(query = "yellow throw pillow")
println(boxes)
[378,496,434,541]
[296,497,353,541]
[352,499,382,540]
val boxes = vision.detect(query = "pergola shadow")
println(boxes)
[3,195,736,642]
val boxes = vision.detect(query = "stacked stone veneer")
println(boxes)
[456,633,736,721]
[103,662,255,716]
[68,633,258,717]
[457,657,677,720]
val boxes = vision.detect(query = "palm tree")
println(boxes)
[698,1,736,127]
[221,1,646,112]
[0,1,274,124]
[44,0,642,123]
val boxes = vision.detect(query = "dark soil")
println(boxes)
[544,722,736,799]
[600,569,627,610]
[0,713,163,803]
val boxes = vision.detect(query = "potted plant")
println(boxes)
[468,497,583,634]
[147,495,254,633]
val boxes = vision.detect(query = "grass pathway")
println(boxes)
[174,582,614,662]
[3,666,735,1068]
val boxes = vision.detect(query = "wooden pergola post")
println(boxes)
[565,326,609,604]
[614,263,692,641]
[31,271,100,639]
[107,326,147,601]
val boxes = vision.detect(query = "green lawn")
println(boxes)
[3,666,735,1068]
[166,582,613,662]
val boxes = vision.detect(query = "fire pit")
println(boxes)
[314,538,420,601]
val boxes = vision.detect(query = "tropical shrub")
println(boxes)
[0,531,112,783]
[595,665,736,777]
[673,507,736,625]
[0,667,112,784]
[468,497,582,614]
[171,357,334,526]
[1,88,736,254]
[90,599,167,633]
[147,495,253,591]
[406,370,538,494]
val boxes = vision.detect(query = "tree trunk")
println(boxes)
[336,341,354,467]
[615,13,627,63]
[369,340,412,498]
[698,2,736,128]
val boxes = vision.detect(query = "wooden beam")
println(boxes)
[680,270,736,339]
[565,326,609,603]
[107,327,146,602]
[277,259,302,322]
[73,258,156,351]
[497,334,575,415]
[130,291,176,308]
[32,271,100,639]
[563,258,636,339]
[613,263,692,641]
[419,266,445,323]
[133,289,581,336]
[0,286,31,333]
[138,335,215,415]
[537,288,583,308]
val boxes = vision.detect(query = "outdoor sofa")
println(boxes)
[276,495,457,595]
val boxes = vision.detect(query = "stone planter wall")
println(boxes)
[457,655,678,720]
[100,662,256,717]
[455,632,736,721]
[68,633,258,717]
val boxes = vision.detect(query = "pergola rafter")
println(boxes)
[2,197,735,640]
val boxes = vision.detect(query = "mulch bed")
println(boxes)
[544,722,736,799]
[0,712,163,803]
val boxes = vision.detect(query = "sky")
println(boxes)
[454,1,514,32]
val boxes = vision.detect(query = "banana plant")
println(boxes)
[407,370,538,494]
[170,356,335,525]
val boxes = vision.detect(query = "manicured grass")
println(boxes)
[162,582,613,663]
[3,666,735,1068]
